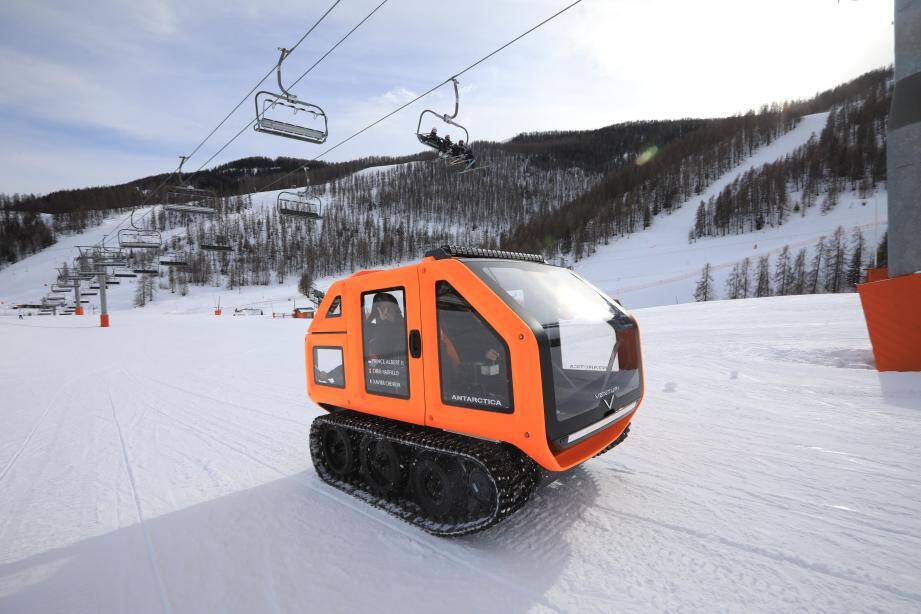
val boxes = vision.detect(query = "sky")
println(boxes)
[0,0,894,196]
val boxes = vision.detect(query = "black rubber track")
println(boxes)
[309,410,540,537]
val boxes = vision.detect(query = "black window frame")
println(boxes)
[435,280,514,414]
[360,286,411,400]
[312,345,345,389]
[325,295,342,318]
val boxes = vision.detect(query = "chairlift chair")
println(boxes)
[133,267,158,275]
[200,232,233,251]
[159,252,188,267]
[254,48,328,144]
[119,210,162,249]
[163,156,219,214]
[415,78,480,172]
[277,191,322,219]
[113,269,138,278]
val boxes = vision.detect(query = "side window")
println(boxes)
[436,281,513,413]
[326,296,342,318]
[313,346,345,388]
[361,288,409,398]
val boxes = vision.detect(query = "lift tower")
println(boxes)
[858,0,921,371]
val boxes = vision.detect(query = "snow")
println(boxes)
[574,113,889,307]
[1,294,919,612]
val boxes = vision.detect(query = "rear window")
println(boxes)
[313,346,345,388]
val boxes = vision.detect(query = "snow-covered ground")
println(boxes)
[1,294,919,613]
[575,113,889,307]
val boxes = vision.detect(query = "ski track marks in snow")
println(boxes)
[107,385,174,614]
[2,297,921,612]
[116,369,561,612]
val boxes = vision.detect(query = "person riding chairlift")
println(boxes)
[440,134,453,157]
[456,139,477,171]
[422,127,442,150]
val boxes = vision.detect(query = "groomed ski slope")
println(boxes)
[1,294,920,613]
[575,112,889,307]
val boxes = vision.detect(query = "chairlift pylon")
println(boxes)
[254,47,328,144]
[415,78,480,173]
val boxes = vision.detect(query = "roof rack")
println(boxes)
[424,245,546,264]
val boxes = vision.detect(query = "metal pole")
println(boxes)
[98,272,109,327]
[888,0,921,276]
[74,279,83,316]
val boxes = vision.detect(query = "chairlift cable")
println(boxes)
[97,0,347,247]
[185,0,342,162]
[259,0,585,193]
[101,0,580,248]
[191,0,390,174]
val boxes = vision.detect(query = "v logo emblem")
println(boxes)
[603,395,616,410]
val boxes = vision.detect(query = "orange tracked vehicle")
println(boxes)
[305,246,644,535]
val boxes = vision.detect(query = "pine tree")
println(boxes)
[739,257,751,298]
[298,270,314,297]
[694,263,716,302]
[773,245,791,296]
[820,183,840,214]
[845,227,866,288]
[823,226,847,293]
[725,261,748,299]
[755,255,772,297]
[693,202,706,240]
[807,239,825,294]
[791,248,807,295]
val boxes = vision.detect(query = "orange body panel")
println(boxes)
[858,272,921,372]
[866,267,889,283]
[306,257,644,472]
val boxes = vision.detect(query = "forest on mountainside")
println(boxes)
[7,68,893,296]
[503,68,892,260]
[690,77,890,240]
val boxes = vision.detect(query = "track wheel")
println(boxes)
[321,425,355,478]
[359,434,405,496]
[465,464,496,515]
[412,455,463,520]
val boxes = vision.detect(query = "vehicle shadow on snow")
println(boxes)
[444,466,602,604]
[0,468,599,613]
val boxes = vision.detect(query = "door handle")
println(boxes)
[409,329,422,358]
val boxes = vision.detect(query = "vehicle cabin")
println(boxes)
[305,246,644,473]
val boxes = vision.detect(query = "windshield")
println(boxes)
[465,260,641,430]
